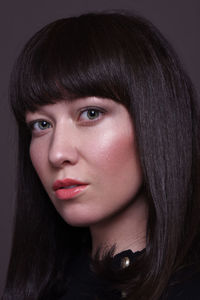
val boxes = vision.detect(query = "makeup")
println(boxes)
[53,178,88,200]
[29,98,143,227]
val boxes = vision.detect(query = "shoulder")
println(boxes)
[165,267,200,300]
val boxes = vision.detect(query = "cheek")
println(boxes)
[86,126,142,182]
[83,126,143,218]
[29,140,47,180]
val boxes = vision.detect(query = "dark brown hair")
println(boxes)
[3,11,200,300]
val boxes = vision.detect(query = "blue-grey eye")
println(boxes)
[86,109,100,120]
[30,120,51,131]
[37,121,51,130]
[80,108,103,121]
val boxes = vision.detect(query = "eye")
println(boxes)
[28,120,52,132]
[79,108,105,122]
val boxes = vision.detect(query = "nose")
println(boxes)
[48,123,79,168]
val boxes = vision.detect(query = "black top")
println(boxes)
[59,249,200,300]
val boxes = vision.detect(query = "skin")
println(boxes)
[26,97,148,254]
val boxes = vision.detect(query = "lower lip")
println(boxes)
[55,185,88,200]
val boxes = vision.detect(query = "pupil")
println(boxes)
[88,110,98,119]
[40,121,48,129]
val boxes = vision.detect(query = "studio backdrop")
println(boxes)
[0,0,199,295]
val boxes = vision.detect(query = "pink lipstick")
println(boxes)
[53,178,88,200]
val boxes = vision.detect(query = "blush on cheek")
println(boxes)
[95,130,138,172]
[92,127,143,200]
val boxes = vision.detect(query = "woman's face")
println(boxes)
[26,97,143,227]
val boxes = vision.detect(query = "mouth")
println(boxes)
[53,178,89,200]
[53,178,88,191]
[59,185,80,189]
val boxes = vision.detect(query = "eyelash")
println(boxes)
[79,107,105,122]
[27,107,106,132]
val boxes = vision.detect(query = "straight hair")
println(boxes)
[3,11,200,300]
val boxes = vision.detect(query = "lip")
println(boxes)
[53,178,88,190]
[53,178,89,200]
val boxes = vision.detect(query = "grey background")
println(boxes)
[0,0,199,295]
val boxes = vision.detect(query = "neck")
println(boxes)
[90,194,148,257]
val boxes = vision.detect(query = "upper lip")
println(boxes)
[53,178,88,191]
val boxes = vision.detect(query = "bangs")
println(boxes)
[10,12,175,125]
[11,14,137,122]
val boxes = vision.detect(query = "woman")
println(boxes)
[2,11,200,300]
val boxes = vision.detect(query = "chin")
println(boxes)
[62,216,97,228]
[57,208,100,227]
